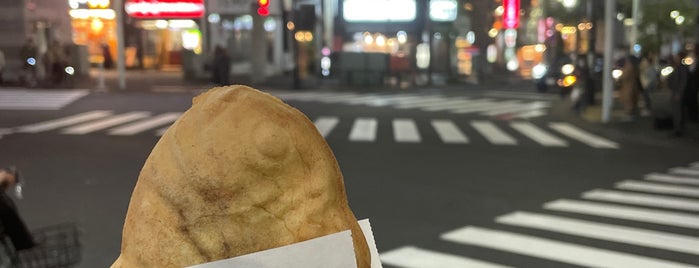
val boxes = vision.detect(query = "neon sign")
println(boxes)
[125,0,205,19]
[503,0,520,29]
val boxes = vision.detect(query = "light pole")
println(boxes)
[602,0,615,123]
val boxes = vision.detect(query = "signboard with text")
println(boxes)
[125,0,205,19]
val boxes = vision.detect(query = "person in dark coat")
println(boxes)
[668,52,690,136]
[211,45,231,86]
[0,166,35,265]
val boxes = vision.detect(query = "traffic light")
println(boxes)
[257,0,269,16]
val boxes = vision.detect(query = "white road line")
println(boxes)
[514,109,547,119]
[544,199,699,229]
[62,112,151,135]
[441,226,697,268]
[343,94,382,104]
[349,118,377,142]
[549,122,619,148]
[496,211,699,255]
[108,113,182,136]
[271,92,324,100]
[315,93,363,103]
[582,189,699,212]
[393,119,421,143]
[646,173,699,186]
[394,97,450,109]
[510,122,568,147]
[616,180,699,198]
[691,162,699,168]
[365,95,422,107]
[313,116,340,138]
[15,111,114,133]
[155,126,170,136]
[670,167,699,177]
[471,121,517,145]
[420,99,475,111]
[380,246,512,268]
[431,120,468,144]
[479,101,548,116]
[450,100,515,114]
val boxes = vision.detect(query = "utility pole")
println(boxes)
[602,0,615,123]
[115,0,126,90]
[630,0,640,55]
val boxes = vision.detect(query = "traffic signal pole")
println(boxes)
[602,0,615,123]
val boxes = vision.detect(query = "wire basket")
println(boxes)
[16,223,81,268]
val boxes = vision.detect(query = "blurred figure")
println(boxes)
[667,52,690,136]
[0,48,5,85]
[619,54,643,120]
[46,41,66,85]
[686,44,699,122]
[639,52,658,116]
[102,43,114,69]
[20,39,39,87]
[572,56,591,113]
[0,167,35,267]
[211,45,231,86]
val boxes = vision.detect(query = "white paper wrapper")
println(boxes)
[188,219,382,268]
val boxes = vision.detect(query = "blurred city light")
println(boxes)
[65,66,76,75]
[661,66,674,77]
[670,10,680,19]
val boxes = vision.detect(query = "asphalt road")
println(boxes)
[1,86,698,268]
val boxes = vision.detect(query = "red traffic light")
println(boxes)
[257,7,269,16]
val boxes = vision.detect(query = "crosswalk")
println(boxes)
[5,111,618,149]
[380,163,699,268]
[0,89,89,110]
[272,91,551,119]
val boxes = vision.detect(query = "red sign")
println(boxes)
[503,0,520,29]
[125,0,205,19]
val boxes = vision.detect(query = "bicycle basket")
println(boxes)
[16,223,81,268]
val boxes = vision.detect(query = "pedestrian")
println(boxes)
[619,54,643,120]
[685,44,699,122]
[0,166,35,267]
[46,41,66,85]
[667,52,690,136]
[102,43,114,69]
[211,45,231,86]
[0,48,5,85]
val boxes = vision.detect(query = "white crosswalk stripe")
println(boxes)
[394,97,451,109]
[549,122,619,148]
[615,180,699,198]
[441,226,697,268]
[645,173,699,186]
[431,120,468,144]
[582,189,699,212]
[450,100,517,114]
[108,113,182,136]
[471,121,517,145]
[382,165,699,268]
[313,116,340,138]
[496,211,699,255]
[15,110,113,133]
[381,246,513,268]
[393,119,421,143]
[480,101,549,116]
[62,112,151,135]
[0,89,89,110]
[9,112,618,149]
[420,99,475,111]
[670,167,699,177]
[349,118,377,142]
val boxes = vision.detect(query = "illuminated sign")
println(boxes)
[503,0,520,29]
[430,0,457,22]
[343,0,416,22]
[125,0,205,19]
[69,9,116,19]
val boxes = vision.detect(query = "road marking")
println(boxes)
[549,122,619,149]
[0,89,89,110]
[544,199,699,229]
[316,93,362,102]
[471,121,517,145]
[313,116,340,138]
[441,226,697,268]
[514,109,547,119]
[108,112,182,136]
[691,162,699,168]
[393,119,421,143]
[510,121,568,147]
[273,92,327,100]
[479,101,546,116]
[349,118,377,142]
[483,91,557,100]
[420,99,475,111]
[394,97,450,109]
[343,94,382,104]
[450,100,514,114]
[431,120,468,144]
[582,189,699,212]
[670,167,699,177]
[646,173,699,186]
[496,211,699,255]
[15,110,114,133]
[155,126,170,136]
[380,246,512,268]
[62,112,151,135]
[365,95,422,107]
[616,180,699,198]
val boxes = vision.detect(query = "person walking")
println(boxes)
[668,52,690,136]
[685,44,699,122]
[0,166,35,267]
[619,54,643,120]
[211,45,231,86]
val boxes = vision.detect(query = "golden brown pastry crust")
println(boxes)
[112,85,370,268]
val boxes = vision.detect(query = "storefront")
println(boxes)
[69,0,118,65]
[124,0,205,69]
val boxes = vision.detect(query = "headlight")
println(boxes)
[612,69,623,80]
[661,66,674,77]
[532,64,547,79]
[561,64,575,75]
